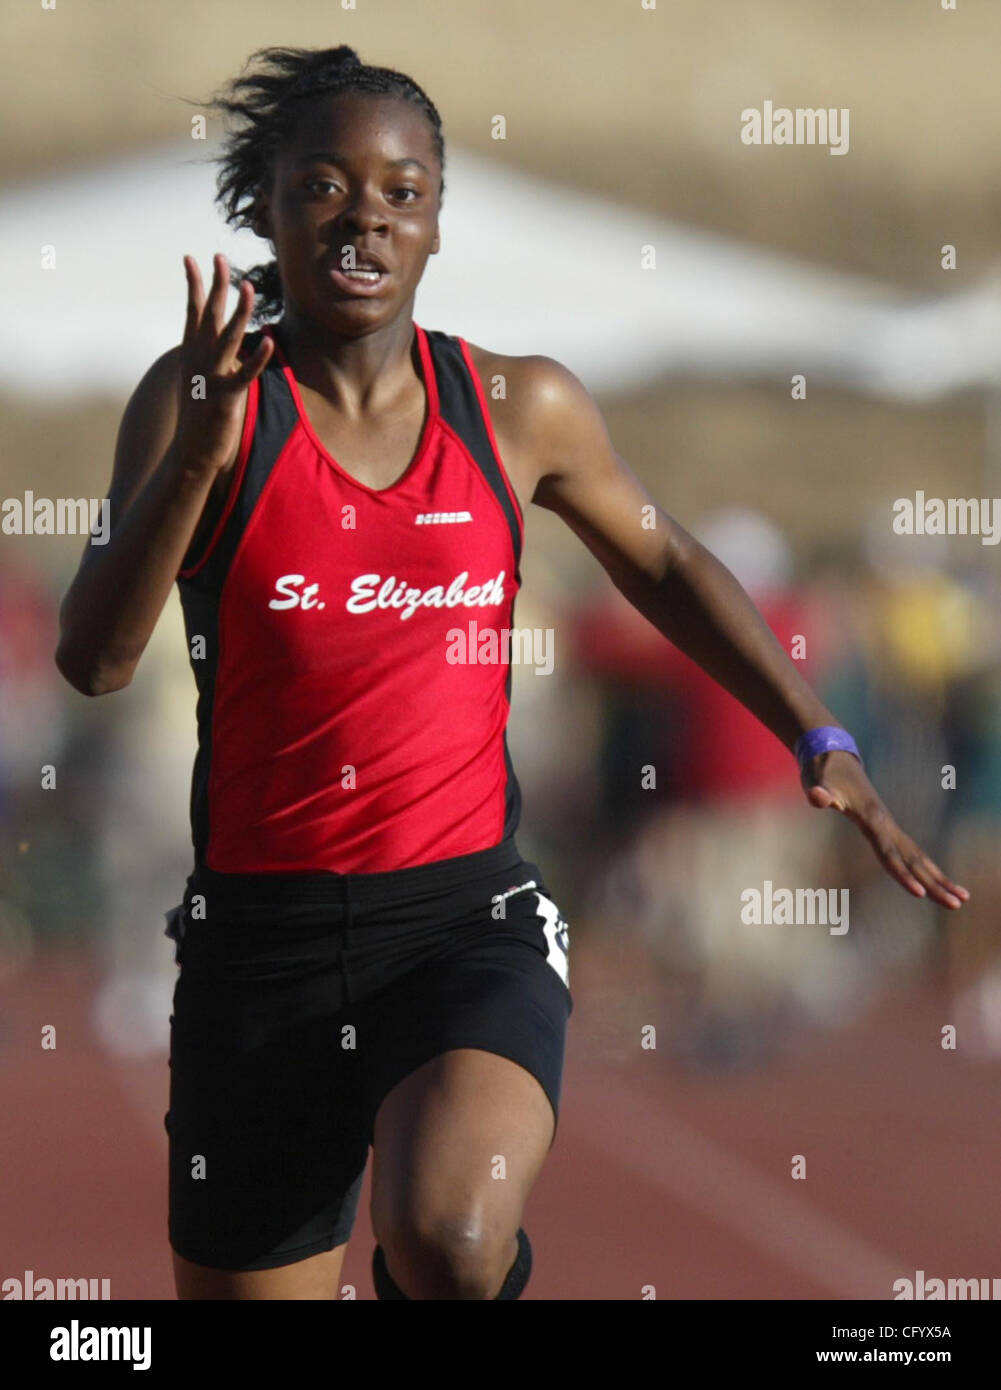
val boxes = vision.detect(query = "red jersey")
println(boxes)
[176,322,524,874]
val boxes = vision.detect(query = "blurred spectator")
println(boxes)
[570,510,874,1062]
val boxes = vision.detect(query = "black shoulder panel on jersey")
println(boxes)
[176,337,299,866]
[424,328,524,839]
[177,578,219,866]
[424,329,522,583]
[184,342,299,595]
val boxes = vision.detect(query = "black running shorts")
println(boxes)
[163,837,572,1272]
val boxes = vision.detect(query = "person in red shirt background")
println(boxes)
[571,509,857,1064]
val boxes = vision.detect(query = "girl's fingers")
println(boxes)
[909,853,969,906]
[883,847,927,898]
[192,255,219,343]
[807,783,845,812]
[868,833,936,900]
[204,253,230,337]
[908,866,961,908]
[182,255,205,346]
[850,808,924,888]
[888,841,968,906]
[869,824,969,909]
[185,254,257,379]
[217,280,255,366]
[253,334,276,373]
[237,334,275,384]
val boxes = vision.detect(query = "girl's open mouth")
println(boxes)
[327,264,388,296]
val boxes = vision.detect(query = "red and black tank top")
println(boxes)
[175,321,524,876]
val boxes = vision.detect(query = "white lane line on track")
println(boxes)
[567,1063,906,1298]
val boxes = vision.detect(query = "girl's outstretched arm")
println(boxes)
[515,355,970,911]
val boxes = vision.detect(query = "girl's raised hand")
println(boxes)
[175,253,275,471]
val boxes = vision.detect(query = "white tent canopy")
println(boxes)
[3,140,1000,403]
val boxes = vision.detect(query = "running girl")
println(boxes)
[55,45,969,1300]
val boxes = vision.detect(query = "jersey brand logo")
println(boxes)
[415,511,473,525]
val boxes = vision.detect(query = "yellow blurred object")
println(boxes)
[876,574,982,692]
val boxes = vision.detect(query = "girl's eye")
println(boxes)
[303,179,421,202]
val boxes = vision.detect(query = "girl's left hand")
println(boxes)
[801,750,971,909]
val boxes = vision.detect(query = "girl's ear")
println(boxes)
[430,223,441,255]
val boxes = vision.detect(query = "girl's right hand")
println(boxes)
[175,253,275,472]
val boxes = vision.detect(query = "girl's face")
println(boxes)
[255,91,442,332]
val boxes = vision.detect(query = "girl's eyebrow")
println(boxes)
[293,150,431,174]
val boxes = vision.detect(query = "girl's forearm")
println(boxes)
[613,537,843,753]
[55,441,220,695]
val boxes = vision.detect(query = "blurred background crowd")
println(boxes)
[5,503,1001,1059]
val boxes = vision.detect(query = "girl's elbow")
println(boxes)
[54,641,132,696]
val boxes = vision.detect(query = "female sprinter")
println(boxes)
[54,45,969,1300]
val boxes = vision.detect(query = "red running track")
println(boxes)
[1,939,998,1300]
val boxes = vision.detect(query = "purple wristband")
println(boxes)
[794,726,863,774]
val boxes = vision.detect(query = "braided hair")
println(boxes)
[205,46,446,323]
